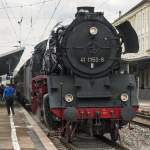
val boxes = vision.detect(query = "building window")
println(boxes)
[141,38,144,51]
[145,9,148,32]
[145,37,148,50]
[139,39,141,51]
[142,12,144,33]
[148,69,150,88]
[144,68,150,89]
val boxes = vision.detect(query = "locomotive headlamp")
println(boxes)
[89,27,98,35]
[120,93,129,102]
[64,94,74,103]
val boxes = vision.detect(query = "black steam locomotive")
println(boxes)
[31,7,139,142]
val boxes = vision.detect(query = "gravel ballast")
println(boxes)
[119,124,150,150]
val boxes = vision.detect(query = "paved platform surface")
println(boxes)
[0,105,57,150]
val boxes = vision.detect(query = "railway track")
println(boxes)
[132,112,150,128]
[30,113,130,150]
[61,135,130,150]
[136,112,150,119]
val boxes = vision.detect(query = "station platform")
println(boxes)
[139,100,150,113]
[139,100,150,106]
[0,105,57,150]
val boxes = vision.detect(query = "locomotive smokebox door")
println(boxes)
[116,21,139,53]
[62,8,120,78]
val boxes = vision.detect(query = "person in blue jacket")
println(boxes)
[3,84,16,116]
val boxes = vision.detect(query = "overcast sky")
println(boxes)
[0,0,142,72]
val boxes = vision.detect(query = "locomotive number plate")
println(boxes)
[80,57,104,63]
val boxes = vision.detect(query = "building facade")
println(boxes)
[113,0,150,100]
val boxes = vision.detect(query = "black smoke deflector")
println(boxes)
[116,21,139,54]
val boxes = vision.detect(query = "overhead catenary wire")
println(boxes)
[38,0,62,42]
[3,0,18,23]
[30,5,33,28]
[17,6,24,47]
[0,0,53,10]
[97,0,111,10]
[0,0,18,42]
[0,41,16,43]
[23,0,47,45]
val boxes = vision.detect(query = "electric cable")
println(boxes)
[0,0,18,42]
[97,0,111,10]
[38,0,62,42]
[0,0,53,9]
[23,0,47,45]
[3,0,18,23]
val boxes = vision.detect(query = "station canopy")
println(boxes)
[121,49,150,62]
[0,47,24,76]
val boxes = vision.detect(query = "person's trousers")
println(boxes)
[5,97,15,115]
[0,95,4,104]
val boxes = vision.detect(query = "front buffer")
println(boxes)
[46,74,138,142]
